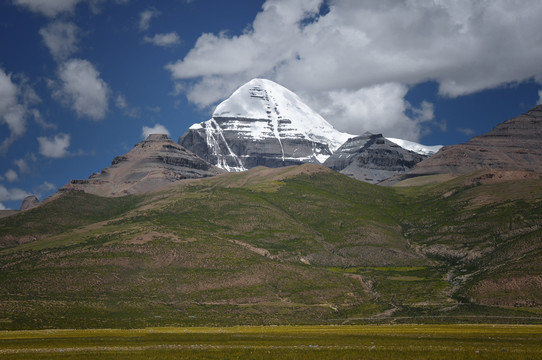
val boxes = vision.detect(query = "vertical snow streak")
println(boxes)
[205,119,246,171]
[268,92,285,162]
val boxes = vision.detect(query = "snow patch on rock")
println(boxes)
[386,137,442,156]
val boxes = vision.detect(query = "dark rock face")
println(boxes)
[60,134,224,197]
[179,118,332,171]
[323,133,428,184]
[19,195,39,211]
[408,105,542,176]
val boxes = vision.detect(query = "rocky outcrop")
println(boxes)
[60,134,224,197]
[19,195,39,211]
[323,133,428,183]
[406,105,542,177]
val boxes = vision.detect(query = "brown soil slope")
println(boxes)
[407,105,542,177]
[60,134,224,197]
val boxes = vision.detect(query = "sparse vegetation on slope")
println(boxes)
[0,193,141,250]
[0,165,541,329]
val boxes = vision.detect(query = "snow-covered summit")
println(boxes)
[213,78,353,153]
[179,78,357,171]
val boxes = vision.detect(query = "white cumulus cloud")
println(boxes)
[39,21,79,61]
[115,94,127,109]
[14,157,32,175]
[0,184,31,202]
[13,0,82,17]
[4,169,18,183]
[13,0,128,17]
[538,90,542,105]
[308,83,431,140]
[0,68,34,153]
[35,181,57,198]
[167,0,542,141]
[38,133,71,158]
[54,59,110,121]
[0,69,22,129]
[457,127,476,136]
[139,8,160,31]
[143,32,181,47]
[32,109,57,130]
[115,94,140,118]
[142,124,170,139]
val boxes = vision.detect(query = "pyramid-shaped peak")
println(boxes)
[179,78,355,171]
[237,78,287,91]
[211,78,352,151]
[213,78,304,119]
[245,78,279,87]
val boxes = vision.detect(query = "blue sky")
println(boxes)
[1,0,542,210]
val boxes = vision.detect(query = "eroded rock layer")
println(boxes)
[409,105,542,176]
[323,133,428,183]
[60,134,224,196]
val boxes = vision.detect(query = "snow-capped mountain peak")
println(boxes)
[213,78,353,153]
[179,79,354,171]
[179,78,439,177]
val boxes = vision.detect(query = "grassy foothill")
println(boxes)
[1,166,542,328]
[0,324,541,359]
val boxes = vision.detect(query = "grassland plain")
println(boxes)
[1,325,541,359]
[0,165,541,328]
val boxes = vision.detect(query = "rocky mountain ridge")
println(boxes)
[59,134,224,197]
[324,133,428,183]
[19,195,39,211]
[391,105,542,183]
[179,78,438,174]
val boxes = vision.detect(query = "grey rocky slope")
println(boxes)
[323,133,428,183]
[60,134,224,197]
[19,195,40,211]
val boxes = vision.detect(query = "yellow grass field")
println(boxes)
[1,324,541,359]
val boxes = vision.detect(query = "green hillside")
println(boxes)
[0,165,541,329]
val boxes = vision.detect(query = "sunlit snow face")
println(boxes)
[211,79,352,152]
